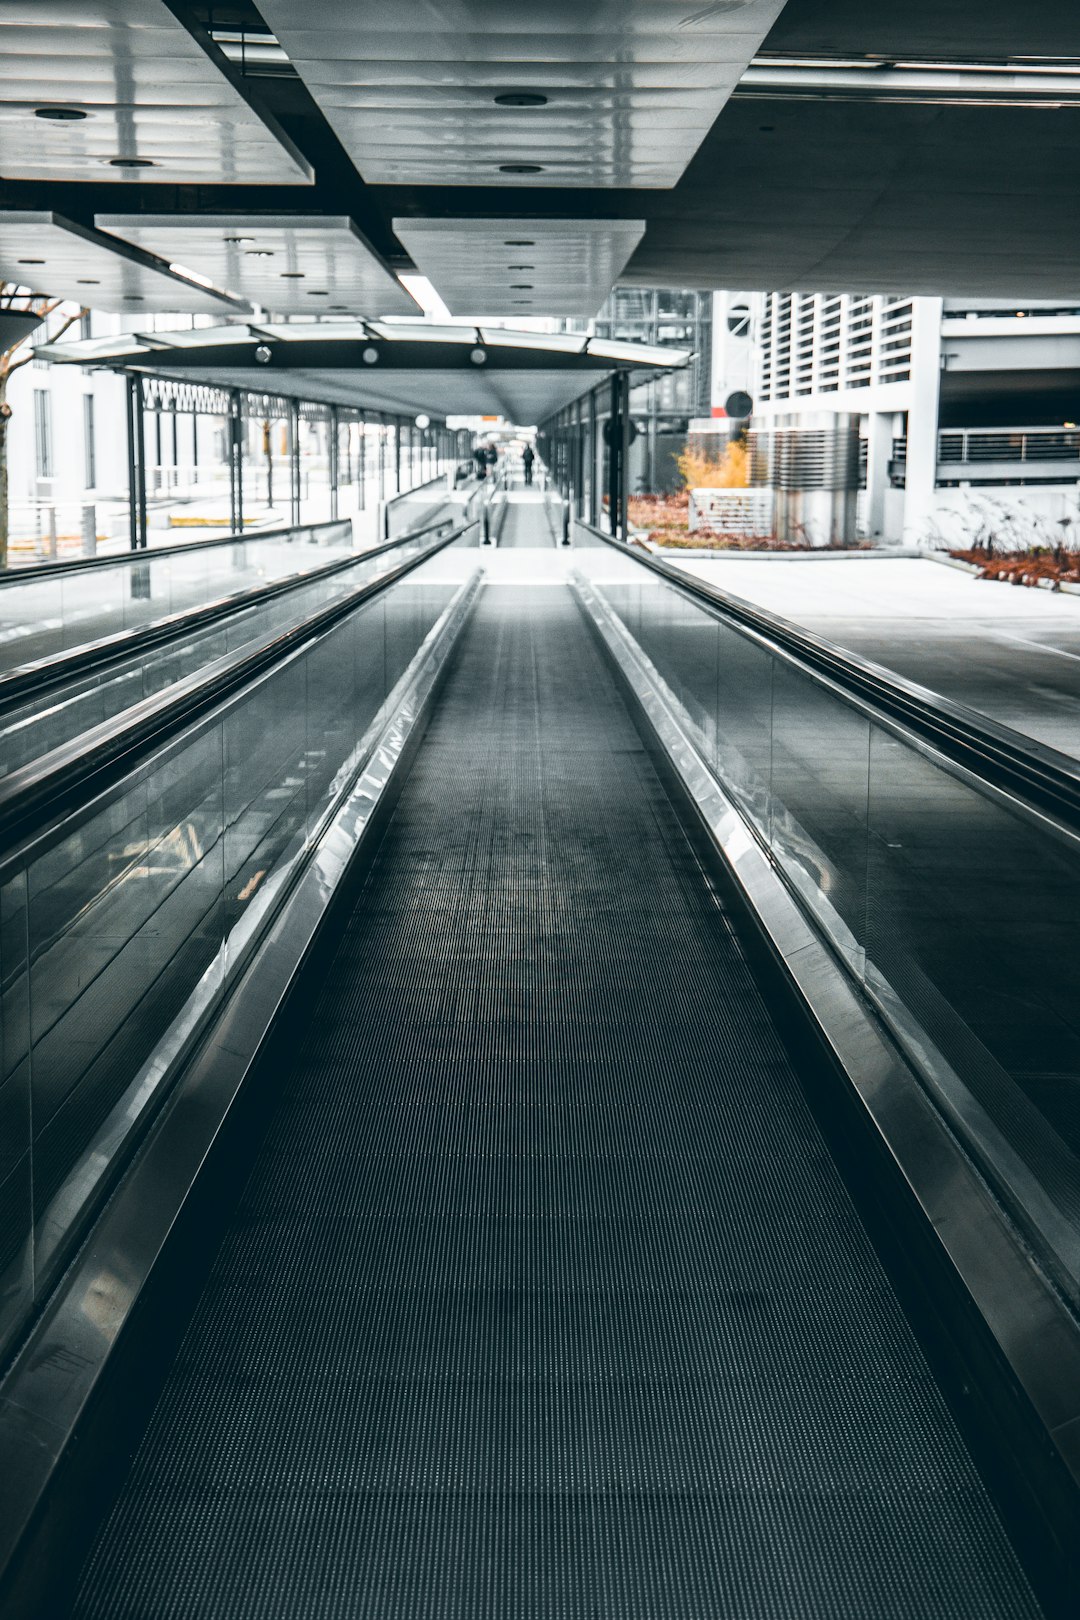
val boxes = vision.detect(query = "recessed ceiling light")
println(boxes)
[470,347,487,365]
[507,264,534,270]
[17,258,45,265]
[123,294,145,302]
[281,270,304,278]
[362,346,380,364]
[224,235,255,244]
[500,163,543,174]
[108,156,155,168]
[306,289,328,296]
[494,93,548,107]
[505,239,535,246]
[77,278,100,285]
[34,107,87,121]
[510,283,533,289]
[246,249,274,257]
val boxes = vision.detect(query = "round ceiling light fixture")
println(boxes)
[499,163,543,174]
[415,413,431,429]
[510,283,533,289]
[17,258,45,265]
[77,278,100,285]
[35,107,88,121]
[362,346,380,364]
[246,249,273,257]
[280,270,304,278]
[108,156,155,168]
[306,289,328,296]
[123,293,145,302]
[224,235,255,244]
[507,264,534,270]
[494,92,548,107]
[505,239,535,246]
[470,347,487,365]
[255,344,272,364]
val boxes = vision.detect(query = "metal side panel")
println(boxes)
[68,584,1043,1620]
[0,567,483,1620]
[570,569,1080,1618]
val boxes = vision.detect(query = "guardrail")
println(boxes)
[585,521,1080,833]
[0,514,478,1372]
[572,522,1080,1610]
[577,517,1080,1306]
[1,516,352,585]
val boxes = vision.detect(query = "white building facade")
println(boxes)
[722,292,1080,546]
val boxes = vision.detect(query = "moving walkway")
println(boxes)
[0,498,1076,1619]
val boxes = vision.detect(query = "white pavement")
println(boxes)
[668,554,1080,759]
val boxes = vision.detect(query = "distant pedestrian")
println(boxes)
[522,444,535,486]
[473,444,488,480]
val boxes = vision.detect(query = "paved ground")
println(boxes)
[668,555,1080,760]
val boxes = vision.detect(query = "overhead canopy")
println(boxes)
[0,0,310,186]
[3,2,1080,304]
[96,214,418,318]
[256,0,786,189]
[35,320,691,425]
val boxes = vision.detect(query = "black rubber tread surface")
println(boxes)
[73,586,1042,1619]
[497,490,552,547]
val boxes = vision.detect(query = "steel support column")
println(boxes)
[607,374,620,537]
[290,401,301,526]
[229,389,244,536]
[589,388,599,528]
[619,370,632,543]
[329,404,340,521]
[126,375,148,551]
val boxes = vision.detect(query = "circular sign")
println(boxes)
[602,418,640,447]
[724,390,754,419]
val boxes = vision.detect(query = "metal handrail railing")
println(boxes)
[580,519,1080,836]
[0,518,476,867]
[0,516,352,585]
[0,518,457,714]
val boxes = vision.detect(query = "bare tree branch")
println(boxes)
[0,298,85,378]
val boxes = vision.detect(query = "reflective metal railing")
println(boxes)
[0,528,478,1361]
[576,532,1080,1310]
[0,527,446,780]
[382,473,459,542]
[0,519,353,675]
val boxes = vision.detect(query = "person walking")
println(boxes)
[522,444,535,486]
[473,443,488,480]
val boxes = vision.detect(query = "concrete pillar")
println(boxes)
[864,411,895,540]
[902,298,943,543]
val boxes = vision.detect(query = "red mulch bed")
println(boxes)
[951,546,1080,589]
[627,493,868,551]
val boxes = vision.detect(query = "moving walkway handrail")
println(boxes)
[585,521,1080,834]
[0,516,352,584]
[0,515,461,714]
[0,518,476,863]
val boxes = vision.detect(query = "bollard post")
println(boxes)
[81,504,97,557]
[46,506,58,560]
[561,500,571,546]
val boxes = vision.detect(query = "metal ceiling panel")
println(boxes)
[259,0,787,188]
[0,1,311,185]
[96,215,419,316]
[393,218,647,317]
[0,212,248,314]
